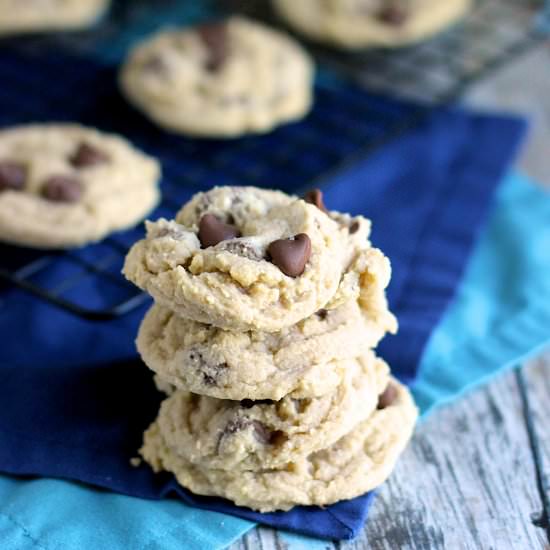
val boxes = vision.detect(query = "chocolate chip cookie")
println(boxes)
[123,186,347,332]
[148,351,389,471]
[0,0,109,35]
[0,124,160,248]
[119,16,314,137]
[273,0,472,49]
[141,377,417,511]
[136,246,396,400]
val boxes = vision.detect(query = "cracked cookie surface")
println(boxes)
[137,245,396,400]
[123,186,347,332]
[273,0,472,49]
[141,377,417,511]
[0,0,109,34]
[120,16,314,137]
[0,124,160,248]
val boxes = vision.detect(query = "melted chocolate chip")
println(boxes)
[188,350,229,387]
[198,214,240,248]
[377,4,408,25]
[315,309,328,320]
[303,189,327,213]
[70,142,109,168]
[349,221,360,234]
[251,421,285,445]
[203,373,217,386]
[377,383,398,409]
[142,55,166,73]
[0,161,26,191]
[267,233,311,277]
[197,21,229,72]
[41,175,83,203]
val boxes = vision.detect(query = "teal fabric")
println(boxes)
[0,172,548,550]
[413,171,550,413]
[0,476,253,550]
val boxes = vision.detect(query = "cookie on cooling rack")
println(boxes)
[119,16,314,137]
[273,0,472,49]
[0,0,110,35]
[0,124,160,249]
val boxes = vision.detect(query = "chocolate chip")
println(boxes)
[41,175,83,203]
[197,21,228,72]
[198,214,240,248]
[303,189,327,213]
[315,309,328,320]
[377,5,408,25]
[203,373,217,386]
[377,384,398,409]
[0,161,26,191]
[251,421,286,445]
[349,221,360,234]
[142,55,166,73]
[267,233,311,277]
[70,142,109,168]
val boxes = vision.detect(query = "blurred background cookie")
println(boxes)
[0,0,110,35]
[119,16,314,137]
[0,124,160,248]
[273,0,472,49]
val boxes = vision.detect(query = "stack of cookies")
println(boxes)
[123,186,417,512]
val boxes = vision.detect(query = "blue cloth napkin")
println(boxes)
[0,106,526,544]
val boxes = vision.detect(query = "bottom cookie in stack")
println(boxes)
[140,354,417,512]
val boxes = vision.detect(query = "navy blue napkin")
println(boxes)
[0,105,525,539]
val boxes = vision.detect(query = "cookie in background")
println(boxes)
[119,16,314,137]
[0,124,161,249]
[273,0,472,49]
[0,0,110,35]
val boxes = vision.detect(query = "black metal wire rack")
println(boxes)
[0,0,548,321]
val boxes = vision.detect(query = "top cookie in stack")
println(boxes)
[124,186,417,512]
[124,186,389,332]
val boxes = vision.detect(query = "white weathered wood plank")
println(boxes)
[521,358,550,540]
[230,359,550,550]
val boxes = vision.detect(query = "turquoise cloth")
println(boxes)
[0,172,548,549]
[414,172,550,413]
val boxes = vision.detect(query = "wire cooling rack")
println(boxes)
[0,0,548,320]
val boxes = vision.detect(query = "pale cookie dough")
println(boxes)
[0,0,109,35]
[123,186,347,332]
[119,16,314,137]
[137,247,396,400]
[0,124,160,249]
[150,352,388,471]
[141,377,418,511]
[273,0,472,49]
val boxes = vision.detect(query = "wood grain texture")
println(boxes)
[521,358,550,543]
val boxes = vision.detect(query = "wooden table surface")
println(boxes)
[229,43,550,550]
